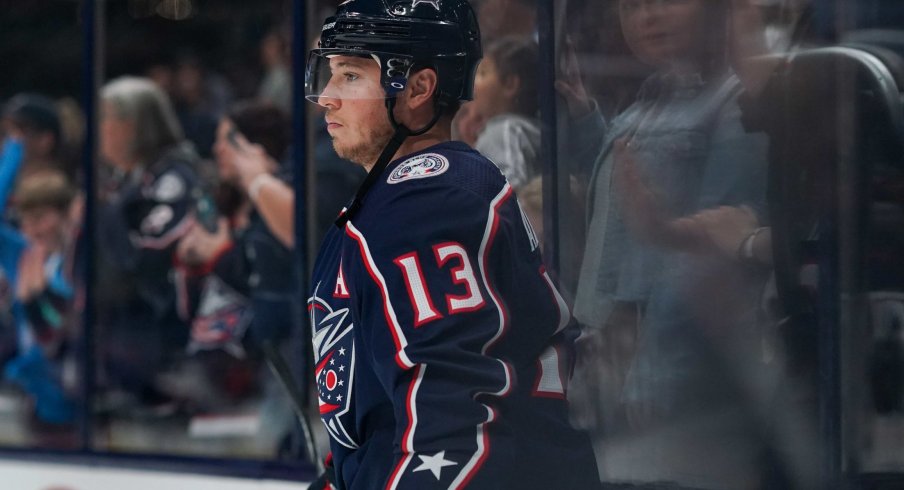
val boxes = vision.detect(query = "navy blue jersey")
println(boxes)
[309,142,599,490]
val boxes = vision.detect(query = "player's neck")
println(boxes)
[394,124,450,160]
[363,125,450,173]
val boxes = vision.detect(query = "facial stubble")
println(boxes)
[332,116,395,170]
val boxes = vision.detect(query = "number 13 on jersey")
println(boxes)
[392,241,486,327]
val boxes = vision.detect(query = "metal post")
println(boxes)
[291,0,311,405]
[537,0,560,277]
[289,0,320,469]
[79,0,103,452]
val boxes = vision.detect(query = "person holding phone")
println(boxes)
[175,101,297,352]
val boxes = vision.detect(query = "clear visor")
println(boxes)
[305,50,413,103]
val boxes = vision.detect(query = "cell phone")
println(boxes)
[194,191,219,233]
[226,127,246,152]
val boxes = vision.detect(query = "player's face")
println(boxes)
[317,56,394,167]
[618,0,707,68]
[20,207,67,252]
[100,101,136,170]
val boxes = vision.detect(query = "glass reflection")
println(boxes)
[562,0,782,487]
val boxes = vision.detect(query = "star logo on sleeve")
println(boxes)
[412,451,458,480]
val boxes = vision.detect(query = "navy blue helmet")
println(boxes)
[306,0,482,103]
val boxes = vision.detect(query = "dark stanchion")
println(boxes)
[78,0,103,452]
[289,0,321,473]
[537,0,559,277]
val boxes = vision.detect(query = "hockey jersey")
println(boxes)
[309,141,600,489]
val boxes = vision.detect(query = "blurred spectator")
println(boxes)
[214,111,295,249]
[1,93,68,189]
[472,36,540,189]
[451,101,486,146]
[559,1,651,120]
[0,136,27,369]
[146,61,175,96]
[566,0,771,486]
[169,101,303,420]
[4,170,78,427]
[96,76,202,406]
[257,27,292,112]
[170,51,235,159]
[54,97,85,183]
[14,171,79,345]
[475,0,536,42]
[176,101,297,354]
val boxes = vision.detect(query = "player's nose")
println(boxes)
[318,79,343,109]
[318,95,340,110]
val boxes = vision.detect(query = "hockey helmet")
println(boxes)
[306,0,482,103]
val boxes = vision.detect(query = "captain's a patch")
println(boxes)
[387,153,449,184]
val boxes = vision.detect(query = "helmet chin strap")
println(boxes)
[334,96,446,228]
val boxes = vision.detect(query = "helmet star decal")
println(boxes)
[412,0,441,11]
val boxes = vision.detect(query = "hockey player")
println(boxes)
[270,0,601,488]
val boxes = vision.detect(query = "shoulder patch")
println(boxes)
[387,153,449,184]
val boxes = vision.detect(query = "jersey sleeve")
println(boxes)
[343,179,567,489]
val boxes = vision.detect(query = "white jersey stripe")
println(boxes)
[450,405,494,490]
[541,267,572,333]
[386,364,425,489]
[346,222,416,369]
[477,183,513,357]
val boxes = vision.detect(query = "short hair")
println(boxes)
[101,76,184,164]
[485,36,539,117]
[15,170,76,214]
[226,101,292,162]
[3,93,62,154]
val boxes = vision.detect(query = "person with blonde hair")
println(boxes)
[3,170,78,427]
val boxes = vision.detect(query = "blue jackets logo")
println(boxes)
[387,153,449,184]
[309,285,359,449]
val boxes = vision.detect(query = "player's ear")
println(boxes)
[403,68,438,111]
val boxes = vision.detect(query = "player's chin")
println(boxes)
[331,138,345,154]
[332,140,357,163]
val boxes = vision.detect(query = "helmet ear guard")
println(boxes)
[380,55,415,97]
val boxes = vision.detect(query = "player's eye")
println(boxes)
[342,71,360,82]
